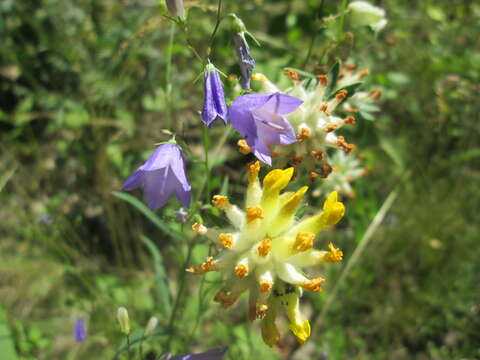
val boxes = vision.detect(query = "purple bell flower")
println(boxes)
[170,346,227,360]
[229,92,303,165]
[74,317,86,343]
[201,63,228,127]
[234,33,256,90]
[121,142,191,210]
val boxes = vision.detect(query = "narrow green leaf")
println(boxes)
[113,191,184,242]
[326,59,341,96]
[141,234,172,318]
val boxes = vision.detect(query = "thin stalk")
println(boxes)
[165,23,176,128]
[301,0,325,69]
[165,238,196,350]
[195,125,233,203]
[338,0,348,41]
[126,334,132,360]
[201,125,211,203]
[207,0,223,57]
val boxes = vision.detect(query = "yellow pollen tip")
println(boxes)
[297,127,311,142]
[291,156,303,165]
[259,280,273,293]
[292,232,315,252]
[320,163,333,178]
[310,172,318,182]
[335,89,348,101]
[325,242,343,262]
[247,161,260,182]
[252,73,267,82]
[311,150,324,161]
[344,116,356,124]
[212,195,229,209]
[191,222,207,235]
[237,139,252,155]
[324,124,338,133]
[300,277,325,292]
[317,74,328,86]
[257,238,272,257]
[257,303,268,318]
[219,233,234,249]
[186,257,219,274]
[283,69,299,81]
[246,206,264,223]
[358,69,370,79]
[214,290,237,309]
[337,136,356,154]
[234,264,248,278]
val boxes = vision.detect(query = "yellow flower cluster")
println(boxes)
[188,162,345,346]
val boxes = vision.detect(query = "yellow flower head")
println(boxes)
[188,163,345,346]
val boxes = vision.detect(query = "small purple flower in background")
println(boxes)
[121,142,191,211]
[74,317,86,343]
[169,346,227,360]
[201,63,228,127]
[230,93,303,165]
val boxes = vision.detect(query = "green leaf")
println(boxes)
[141,234,172,318]
[326,59,341,97]
[0,307,18,360]
[113,192,184,242]
[329,82,363,100]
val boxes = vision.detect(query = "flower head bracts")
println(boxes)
[251,67,381,177]
[121,142,191,210]
[201,63,228,127]
[187,162,345,346]
[313,151,366,199]
[230,93,303,165]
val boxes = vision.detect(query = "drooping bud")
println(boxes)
[117,307,130,335]
[166,0,185,20]
[231,14,256,90]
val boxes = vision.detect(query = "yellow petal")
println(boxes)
[262,167,294,198]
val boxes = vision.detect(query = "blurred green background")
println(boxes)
[1,0,479,359]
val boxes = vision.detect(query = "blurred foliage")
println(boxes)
[0,0,479,359]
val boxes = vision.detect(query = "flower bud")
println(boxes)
[166,0,185,20]
[347,1,387,31]
[230,14,247,34]
[144,316,158,336]
[117,307,130,335]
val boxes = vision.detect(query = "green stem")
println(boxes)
[126,334,132,360]
[165,238,196,350]
[165,23,175,128]
[207,0,223,57]
[201,125,211,203]
[338,0,349,41]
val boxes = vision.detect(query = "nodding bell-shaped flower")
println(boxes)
[347,1,387,32]
[187,162,345,346]
[166,0,185,20]
[121,141,191,211]
[229,93,303,165]
[231,14,256,90]
[201,63,228,127]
